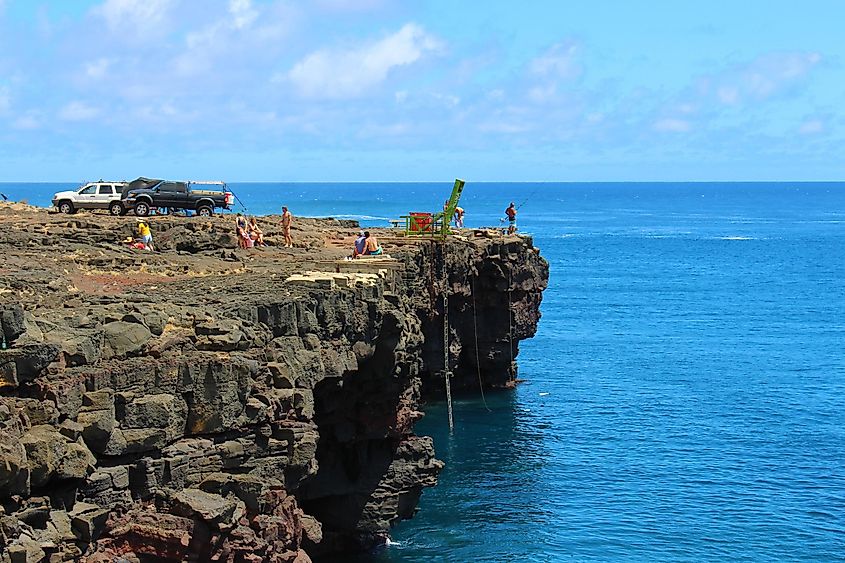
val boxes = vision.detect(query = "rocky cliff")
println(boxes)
[0,205,548,562]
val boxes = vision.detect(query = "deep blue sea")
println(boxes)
[3,182,845,561]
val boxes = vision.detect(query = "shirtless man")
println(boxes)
[363,230,382,255]
[505,202,517,234]
[454,206,465,228]
[281,206,293,247]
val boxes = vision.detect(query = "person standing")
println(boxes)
[454,206,465,228]
[281,206,293,247]
[505,202,517,234]
[136,220,154,251]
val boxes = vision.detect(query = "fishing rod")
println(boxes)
[229,187,250,215]
[515,187,541,210]
[498,187,541,224]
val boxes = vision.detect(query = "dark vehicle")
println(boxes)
[115,178,234,217]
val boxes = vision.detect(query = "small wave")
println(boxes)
[720,236,754,241]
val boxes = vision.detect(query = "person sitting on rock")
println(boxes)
[363,231,383,256]
[248,217,265,246]
[235,214,250,249]
[352,230,366,258]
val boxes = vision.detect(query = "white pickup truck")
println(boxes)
[52,181,129,215]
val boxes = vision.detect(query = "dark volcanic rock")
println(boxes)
[0,207,547,562]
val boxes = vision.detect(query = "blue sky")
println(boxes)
[0,0,843,181]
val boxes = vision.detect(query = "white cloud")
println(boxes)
[59,101,100,121]
[653,118,692,133]
[93,0,173,34]
[287,23,442,99]
[479,121,530,134]
[530,41,581,80]
[717,86,739,105]
[0,86,9,114]
[313,0,386,12]
[702,52,822,106]
[432,92,460,107]
[12,113,42,130]
[394,90,408,103]
[229,0,258,29]
[798,119,824,135]
[174,0,270,76]
[85,58,113,79]
[527,84,557,103]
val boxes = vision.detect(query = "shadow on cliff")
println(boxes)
[297,308,431,554]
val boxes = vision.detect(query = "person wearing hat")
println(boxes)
[352,230,366,258]
[136,219,154,251]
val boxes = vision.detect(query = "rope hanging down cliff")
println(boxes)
[441,244,455,432]
[471,275,491,412]
[508,266,516,384]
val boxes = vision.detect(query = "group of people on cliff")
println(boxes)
[234,206,293,249]
[352,230,383,258]
[124,201,519,254]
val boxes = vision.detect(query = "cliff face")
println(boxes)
[0,208,548,562]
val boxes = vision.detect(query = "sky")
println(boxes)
[0,0,843,182]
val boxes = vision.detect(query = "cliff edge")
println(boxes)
[0,204,548,562]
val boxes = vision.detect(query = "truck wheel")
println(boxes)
[58,200,75,214]
[109,202,125,216]
[134,202,150,217]
[197,205,213,217]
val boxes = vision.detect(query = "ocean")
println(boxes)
[4,182,844,561]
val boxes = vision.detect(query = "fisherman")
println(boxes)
[363,230,382,255]
[505,202,517,234]
[136,219,154,251]
[353,230,366,258]
[281,206,293,248]
[454,206,465,228]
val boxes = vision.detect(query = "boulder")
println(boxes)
[20,426,66,487]
[57,439,96,480]
[81,389,114,412]
[0,438,28,494]
[16,398,59,426]
[102,321,151,359]
[0,344,60,383]
[0,304,25,344]
[53,331,102,367]
[78,410,115,455]
[172,489,244,528]
[69,502,110,543]
[122,393,187,441]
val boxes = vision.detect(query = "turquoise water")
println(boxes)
[4,182,845,561]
